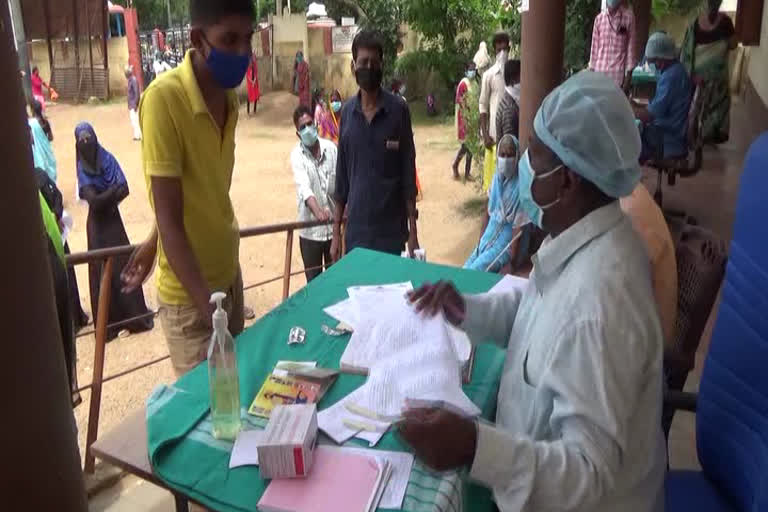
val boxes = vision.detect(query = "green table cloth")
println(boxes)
[147,249,507,512]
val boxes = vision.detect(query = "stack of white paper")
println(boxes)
[318,293,479,445]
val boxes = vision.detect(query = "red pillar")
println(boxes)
[0,1,88,509]
[519,0,566,149]
[125,8,144,90]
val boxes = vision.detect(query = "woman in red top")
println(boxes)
[453,62,477,180]
[30,67,52,112]
[295,51,311,109]
[246,55,261,116]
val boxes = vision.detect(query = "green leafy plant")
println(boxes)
[652,0,704,18]
[325,0,405,78]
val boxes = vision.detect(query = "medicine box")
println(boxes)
[258,404,318,479]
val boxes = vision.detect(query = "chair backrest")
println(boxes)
[697,133,768,511]
[665,225,727,393]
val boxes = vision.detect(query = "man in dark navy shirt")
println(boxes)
[331,30,420,259]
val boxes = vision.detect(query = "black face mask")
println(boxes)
[77,140,98,170]
[355,67,383,92]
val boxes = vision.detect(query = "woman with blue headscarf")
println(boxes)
[76,122,153,341]
[464,134,529,273]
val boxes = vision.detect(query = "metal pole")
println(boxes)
[0,0,88,507]
[282,230,294,299]
[86,0,96,96]
[72,0,81,101]
[102,0,109,97]
[43,0,55,87]
[8,0,30,96]
[519,0,566,148]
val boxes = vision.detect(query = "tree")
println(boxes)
[404,0,498,56]
[324,0,405,76]
[113,0,190,30]
[395,0,500,90]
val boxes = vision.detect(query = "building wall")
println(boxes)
[107,37,130,95]
[747,0,768,106]
[28,37,131,97]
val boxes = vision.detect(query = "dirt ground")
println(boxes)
[46,91,484,464]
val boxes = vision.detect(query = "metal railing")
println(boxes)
[68,219,332,473]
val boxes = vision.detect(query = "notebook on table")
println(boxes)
[257,446,391,512]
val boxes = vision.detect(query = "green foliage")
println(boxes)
[652,0,704,19]
[113,0,190,30]
[564,0,601,74]
[325,0,405,78]
[405,0,499,54]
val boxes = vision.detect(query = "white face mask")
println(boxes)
[497,155,518,179]
[496,49,509,65]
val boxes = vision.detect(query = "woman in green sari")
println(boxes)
[680,0,737,144]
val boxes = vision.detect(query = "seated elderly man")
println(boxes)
[634,32,692,162]
[464,134,528,273]
[405,71,666,512]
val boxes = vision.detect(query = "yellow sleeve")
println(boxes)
[139,86,183,178]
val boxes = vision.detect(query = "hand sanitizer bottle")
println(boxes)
[208,292,241,440]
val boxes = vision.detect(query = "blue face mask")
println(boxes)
[517,151,563,228]
[466,70,476,79]
[299,125,318,147]
[497,155,518,179]
[203,37,251,89]
[330,101,342,112]
[297,54,304,63]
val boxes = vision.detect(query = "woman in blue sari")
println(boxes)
[29,100,57,182]
[464,134,529,273]
[76,122,153,341]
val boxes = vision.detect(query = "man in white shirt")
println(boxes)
[153,53,173,76]
[404,71,666,512]
[290,105,337,282]
[479,31,510,194]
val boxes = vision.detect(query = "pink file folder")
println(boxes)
[258,446,382,512]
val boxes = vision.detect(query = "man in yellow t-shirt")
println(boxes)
[122,0,255,376]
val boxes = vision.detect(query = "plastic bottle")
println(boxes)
[207,292,241,440]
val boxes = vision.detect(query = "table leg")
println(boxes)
[173,494,189,512]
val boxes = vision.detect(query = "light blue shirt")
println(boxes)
[648,60,691,158]
[462,202,666,512]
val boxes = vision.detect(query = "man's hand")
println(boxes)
[330,230,342,263]
[121,237,157,293]
[398,408,477,472]
[407,280,465,325]
[407,230,420,258]
[483,134,495,149]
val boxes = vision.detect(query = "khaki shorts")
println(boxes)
[159,270,245,377]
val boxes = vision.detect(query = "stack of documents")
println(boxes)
[257,446,392,512]
[319,288,480,446]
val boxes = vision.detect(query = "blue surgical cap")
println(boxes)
[533,70,641,198]
[645,32,677,60]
